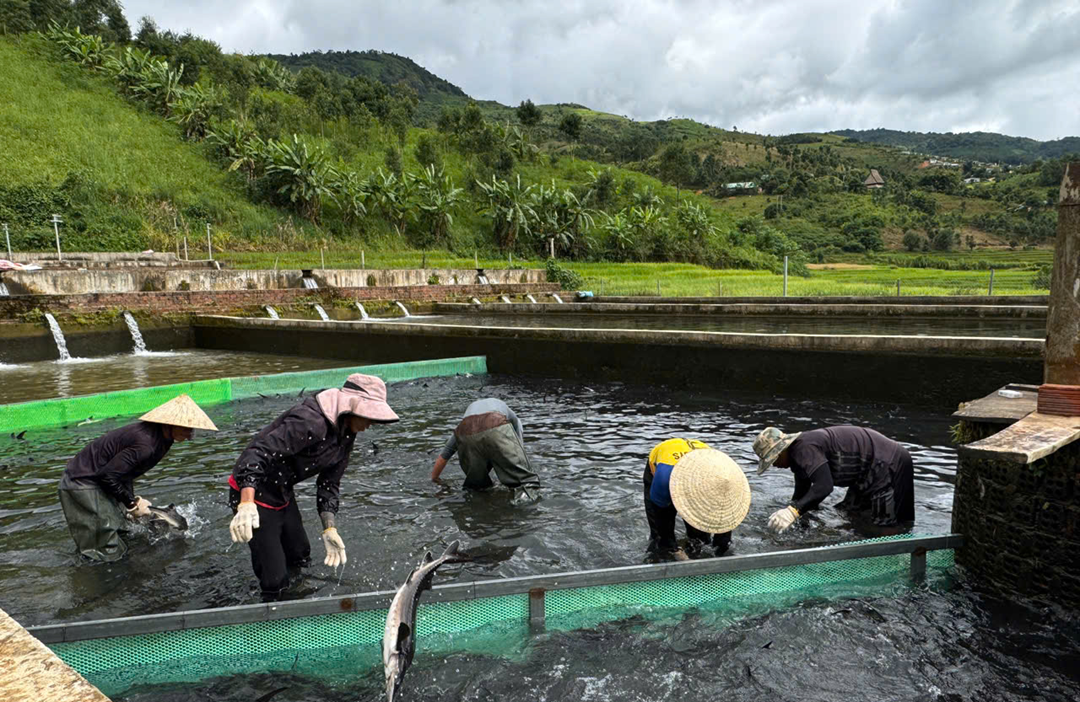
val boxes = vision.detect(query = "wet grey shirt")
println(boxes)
[439,398,522,460]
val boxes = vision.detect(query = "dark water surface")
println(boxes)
[114,584,1080,702]
[0,374,957,626]
[0,351,348,403]
[404,314,1045,338]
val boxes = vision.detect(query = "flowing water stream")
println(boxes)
[265,306,280,320]
[43,313,72,362]
[313,304,331,321]
[122,312,148,354]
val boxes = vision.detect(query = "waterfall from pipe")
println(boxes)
[552,294,564,304]
[355,302,370,320]
[313,304,330,321]
[0,282,9,296]
[265,306,280,319]
[44,313,71,362]
[122,312,148,354]
[394,301,411,317]
[500,295,512,304]
[302,277,319,289]
[471,297,482,305]
[526,294,537,304]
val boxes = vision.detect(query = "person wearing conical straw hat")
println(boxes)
[57,395,217,562]
[752,426,915,534]
[643,439,751,561]
[228,373,399,601]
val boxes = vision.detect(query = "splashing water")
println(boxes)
[302,277,319,289]
[552,294,564,304]
[471,298,482,305]
[122,312,148,355]
[313,304,330,322]
[526,294,537,304]
[265,306,280,320]
[0,282,9,296]
[394,301,411,317]
[500,295,512,304]
[355,302,370,320]
[44,313,71,362]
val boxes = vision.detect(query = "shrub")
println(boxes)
[545,258,583,290]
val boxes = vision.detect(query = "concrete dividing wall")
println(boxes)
[438,301,1048,319]
[193,316,1042,408]
[590,295,1049,306]
[7,251,186,268]
[0,283,559,318]
[0,322,192,364]
[1,267,546,295]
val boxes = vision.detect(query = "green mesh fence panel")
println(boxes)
[229,356,487,400]
[45,538,954,698]
[0,379,232,433]
[0,356,487,433]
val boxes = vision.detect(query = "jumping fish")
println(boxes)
[139,503,189,534]
[383,541,462,702]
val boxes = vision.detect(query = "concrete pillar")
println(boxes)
[1044,162,1080,384]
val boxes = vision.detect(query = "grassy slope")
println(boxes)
[0,36,293,251]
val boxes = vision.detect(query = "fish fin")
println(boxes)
[254,687,288,702]
[442,539,464,562]
[421,551,434,565]
[16,431,26,440]
[396,622,412,651]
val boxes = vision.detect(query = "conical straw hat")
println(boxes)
[669,449,751,534]
[140,394,218,431]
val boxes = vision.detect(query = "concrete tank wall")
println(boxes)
[0,268,546,295]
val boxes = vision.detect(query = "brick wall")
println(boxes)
[953,422,1080,607]
[0,283,561,317]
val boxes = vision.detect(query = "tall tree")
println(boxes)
[658,143,695,200]
[559,112,583,159]
[517,99,541,129]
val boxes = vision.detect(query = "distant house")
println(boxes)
[864,169,885,188]
[963,177,981,184]
[725,182,757,193]
[917,160,931,169]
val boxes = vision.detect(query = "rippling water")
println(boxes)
[0,374,957,626]
[0,351,348,403]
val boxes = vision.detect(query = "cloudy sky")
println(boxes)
[123,0,1080,141]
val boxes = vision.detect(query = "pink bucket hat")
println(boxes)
[317,373,399,426]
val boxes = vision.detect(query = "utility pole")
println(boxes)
[206,222,213,261]
[3,223,10,260]
[50,214,63,262]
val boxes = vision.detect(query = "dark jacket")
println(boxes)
[788,425,906,514]
[231,397,357,514]
[63,422,173,508]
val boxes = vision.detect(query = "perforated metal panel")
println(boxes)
[46,538,954,697]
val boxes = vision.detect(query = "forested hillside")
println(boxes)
[0,0,1072,270]
[833,128,1080,166]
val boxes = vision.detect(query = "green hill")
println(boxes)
[265,49,468,101]
[833,128,1080,165]
[0,35,294,253]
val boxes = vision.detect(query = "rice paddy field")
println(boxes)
[216,250,1047,298]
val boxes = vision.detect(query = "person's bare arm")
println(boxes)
[431,455,448,482]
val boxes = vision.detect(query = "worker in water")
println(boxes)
[430,398,540,495]
[643,439,752,561]
[753,425,915,534]
[228,373,399,601]
[58,394,218,562]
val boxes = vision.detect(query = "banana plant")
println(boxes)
[476,175,538,251]
[264,135,339,222]
[413,165,464,245]
[364,168,413,237]
[169,82,225,140]
[333,168,370,226]
[132,59,185,116]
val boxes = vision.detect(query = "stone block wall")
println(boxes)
[954,427,1080,606]
[0,283,560,317]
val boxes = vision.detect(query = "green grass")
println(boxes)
[217,249,1046,297]
[0,35,295,251]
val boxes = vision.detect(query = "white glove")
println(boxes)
[230,502,260,543]
[323,527,347,567]
[126,496,152,519]
[768,506,800,533]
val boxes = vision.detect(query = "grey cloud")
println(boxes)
[122,0,1080,140]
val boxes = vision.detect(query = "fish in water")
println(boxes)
[10,431,25,440]
[137,503,189,535]
[384,541,463,702]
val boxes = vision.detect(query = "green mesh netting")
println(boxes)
[47,538,953,697]
[0,356,487,433]
[229,357,487,400]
